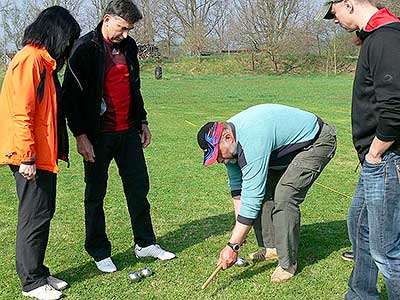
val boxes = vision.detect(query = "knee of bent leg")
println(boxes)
[274,184,303,214]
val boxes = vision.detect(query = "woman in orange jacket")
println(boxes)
[0,6,80,300]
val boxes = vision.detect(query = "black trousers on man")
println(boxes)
[84,128,156,261]
[10,165,56,292]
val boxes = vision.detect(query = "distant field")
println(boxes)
[0,71,388,300]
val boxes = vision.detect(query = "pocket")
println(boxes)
[395,161,400,184]
[363,158,385,167]
[362,158,386,176]
[280,164,320,192]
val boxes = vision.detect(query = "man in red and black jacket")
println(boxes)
[317,1,400,299]
[62,0,175,273]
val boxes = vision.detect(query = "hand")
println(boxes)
[19,163,36,180]
[76,134,95,162]
[217,246,238,270]
[365,152,382,164]
[141,124,151,148]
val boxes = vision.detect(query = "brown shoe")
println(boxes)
[271,263,297,283]
[249,248,278,261]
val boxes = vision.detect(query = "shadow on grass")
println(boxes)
[55,215,349,287]
[157,212,234,252]
[55,212,234,286]
[216,219,350,287]
[53,247,139,286]
[298,219,350,272]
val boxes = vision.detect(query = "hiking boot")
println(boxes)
[22,284,62,300]
[341,251,354,262]
[249,248,278,261]
[271,262,297,283]
[134,244,176,261]
[95,257,117,273]
[47,276,68,291]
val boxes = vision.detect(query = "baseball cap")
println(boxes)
[197,122,224,166]
[315,0,343,21]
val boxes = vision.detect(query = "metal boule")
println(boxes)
[235,257,248,267]
[140,267,152,277]
[128,271,142,282]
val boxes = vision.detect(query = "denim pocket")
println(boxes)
[395,161,400,184]
[362,159,386,177]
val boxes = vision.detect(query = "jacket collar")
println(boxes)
[27,44,57,70]
[92,21,129,50]
[357,8,400,41]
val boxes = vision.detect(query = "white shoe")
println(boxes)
[47,276,68,291]
[22,284,62,300]
[95,257,117,273]
[134,244,176,261]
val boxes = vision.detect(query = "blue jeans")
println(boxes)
[346,152,400,300]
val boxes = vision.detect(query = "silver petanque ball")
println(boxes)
[140,267,152,277]
[235,257,248,267]
[128,271,141,282]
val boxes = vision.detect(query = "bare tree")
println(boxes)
[79,0,108,33]
[156,0,179,57]
[164,0,223,56]
[0,0,35,52]
[120,0,159,47]
[233,0,307,73]
[209,0,234,53]
[0,0,82,54]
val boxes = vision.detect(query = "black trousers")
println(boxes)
[84,128,156,261]
[10,165,56,292]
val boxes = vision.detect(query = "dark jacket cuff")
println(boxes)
[237,214,255,226]
[231,190,241,197]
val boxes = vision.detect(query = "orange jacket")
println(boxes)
[0,45,60,173]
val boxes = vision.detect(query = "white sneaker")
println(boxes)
[134,244,176,261]
[47,276,68,291]
[95,257,117,273]
[22,284,62,300]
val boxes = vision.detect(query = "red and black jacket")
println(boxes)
[61,22,147,143]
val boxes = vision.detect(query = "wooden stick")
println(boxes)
[201,264,223,290]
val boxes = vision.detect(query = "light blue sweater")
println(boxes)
[225,104,320,223]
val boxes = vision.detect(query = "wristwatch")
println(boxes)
[227,242,240,252]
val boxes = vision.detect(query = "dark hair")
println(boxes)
[104,0,143,24]
[22,6,81,70]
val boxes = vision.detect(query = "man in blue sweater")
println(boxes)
[197,104,336,282]
[317,1,400,299]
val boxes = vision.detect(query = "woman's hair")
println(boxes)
[22,6,81,70]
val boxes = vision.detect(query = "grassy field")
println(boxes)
[0,70,388,300]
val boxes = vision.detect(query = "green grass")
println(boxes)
[0,71,388,300]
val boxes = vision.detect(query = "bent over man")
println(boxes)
[197,104,336,282]
[62,0,175,273]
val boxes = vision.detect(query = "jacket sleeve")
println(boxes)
[62,43,90,137]
[130,39,147,123]
[225,163,242,197]
[11,55,42,162]
[370,31,400,142]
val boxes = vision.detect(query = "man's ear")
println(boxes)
[343,0,354,13]
[103,14,111,25]
[223,129,236,145]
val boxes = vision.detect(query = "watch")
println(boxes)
[227,242,240,252]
